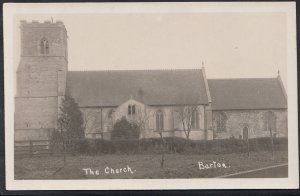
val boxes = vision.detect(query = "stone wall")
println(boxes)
[15,97,57,141]
[81,107,116,139]
[212,109,287,139]
[145,105,209,140]
[15,21,68,141]
[80,101,213,140]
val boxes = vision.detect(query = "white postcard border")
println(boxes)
[4,2,298,190]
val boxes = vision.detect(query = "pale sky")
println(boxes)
[14,13,287,88]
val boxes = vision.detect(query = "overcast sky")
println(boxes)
[14,13,287,88]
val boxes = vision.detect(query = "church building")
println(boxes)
[15,21,288,142]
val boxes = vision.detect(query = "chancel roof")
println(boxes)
[208,78,287,110]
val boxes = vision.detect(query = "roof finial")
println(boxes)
[202,61,204,68]
[278,69,280,76]
[51,17,53,23]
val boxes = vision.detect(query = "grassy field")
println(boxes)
[15,150,288,179]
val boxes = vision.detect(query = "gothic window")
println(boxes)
[156,110,164,131]
[263,111,277,133]
[243,125,249,140]
[214,112,227,133]
[40,38,49,54]
[191,110,199,129]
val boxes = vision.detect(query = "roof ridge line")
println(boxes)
[208,77,277,80]
[67,68,203,72]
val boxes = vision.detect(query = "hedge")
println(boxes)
[61,137,288,155]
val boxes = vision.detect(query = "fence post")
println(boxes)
[50,140,53,155]
[247,138,250,157]
[29,140,33,157]
[138,139,141,153]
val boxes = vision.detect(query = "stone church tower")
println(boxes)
[15,20,68,141]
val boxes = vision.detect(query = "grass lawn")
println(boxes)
[15,150,288,179]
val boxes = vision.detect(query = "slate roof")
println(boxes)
[208,78,287,110]
[67,69,209,107]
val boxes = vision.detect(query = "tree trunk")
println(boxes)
[62,137,66,167]
[52,133,67,176]
[159,133,166,168]
[160,151,165,168]
[270,128,274,157]
[247,138,250,157]
[138,139,141,153]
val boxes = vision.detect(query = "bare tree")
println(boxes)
[82,109,102,137]
[157,130,167,168]
[264,111,276,157]
[269,127,274,157]
[134,106,150,135]
[133,105,151,152]
[175,104,199,140]
[135,105,167,168]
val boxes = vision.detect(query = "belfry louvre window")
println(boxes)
[128,105,136,115]
[156,110,164,131]
[191,110,199,129]
[40,38,49,54]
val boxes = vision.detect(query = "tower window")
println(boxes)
[40,38,49,54]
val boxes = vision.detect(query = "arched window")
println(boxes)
[214,112,227,133]
[156,110,164,131]
[191,110,199,129]
[128,105,136,115]
[40,38,49,54]
[243,125,249,140]
[128,105,131,115]
[132,105,135,115]
[263,111,277,133]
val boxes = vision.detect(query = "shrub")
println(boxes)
[111,117,140,140]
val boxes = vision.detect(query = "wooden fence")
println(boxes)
[14,139,74,158]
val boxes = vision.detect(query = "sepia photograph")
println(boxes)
[3,2,298,190]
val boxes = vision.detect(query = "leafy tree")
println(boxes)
[111,117,140,140]
[58,93,84,139]
[52,93,83,175]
